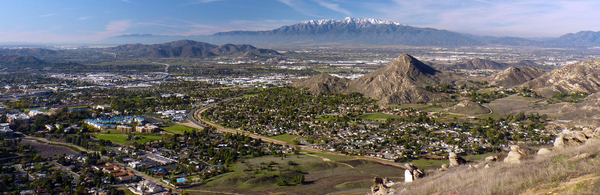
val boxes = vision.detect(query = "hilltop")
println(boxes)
[443,100,490,115]
[293,54,466,104]
[105,40,280,58]
[0,54,47,68]
[290,73,349,94]
[523,58,600,96]
[391,139,600,195]
[487,66,545,87]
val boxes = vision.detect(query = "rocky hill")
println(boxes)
[523,58,600,96]
[105,40,280,58]
[290,73,349,94]
[487,66,545,87]
[443,100,490,115]
[346,54,454,104]
[294,54,464,104]
[388,136,600,194]
[435,58,508,70]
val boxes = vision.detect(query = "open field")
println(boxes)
[314,114,339,122]
[305,151,356,161]
[94,133,163,145]
[21,139,77,158]
[269,134,298,144]
[190,154,404,195]
[162,125,197,135]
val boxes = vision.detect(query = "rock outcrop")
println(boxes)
[504,145,526,164]
[537,148,552,155]
[449,152,467,167]
[404,163,424,182]
[554,128,600,149]
[371,177,391,195]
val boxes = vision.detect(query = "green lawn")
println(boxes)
[162,125,197,135]
[269,134,298,143]
[358,113,401,121]
[94,133,163,145]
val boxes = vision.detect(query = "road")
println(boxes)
[23,136,90,153]
[188,104,407,170]
[51,161,80,183]
[112,161,180,193]
[23,136,182,193]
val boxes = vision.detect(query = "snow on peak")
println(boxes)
[299,18,404,26]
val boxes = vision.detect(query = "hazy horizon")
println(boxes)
[2,0,600,44]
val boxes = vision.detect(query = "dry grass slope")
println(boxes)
[393,142,600,195]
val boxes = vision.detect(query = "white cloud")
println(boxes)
[138,22,181,28]
[276,0,319,17]
[313,0,351,16]
[380,0,600,37]
[78,16,91,20]
[121,0,133,3]
[94,20,132,40]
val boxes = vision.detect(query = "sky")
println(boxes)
[1,0,600,43]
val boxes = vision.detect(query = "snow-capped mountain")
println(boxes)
[300,17,404,26]
[105,18,544,47]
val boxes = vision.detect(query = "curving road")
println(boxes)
[188,104,407,170]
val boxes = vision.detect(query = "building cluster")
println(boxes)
[84,116,154,132]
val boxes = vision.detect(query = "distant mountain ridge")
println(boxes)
[105,40,280,58]
[102,17,599,47]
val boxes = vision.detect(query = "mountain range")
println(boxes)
[104,40,280,58]
[104,17,600,47]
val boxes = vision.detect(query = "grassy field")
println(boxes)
[94,133,163,145]
[304,151,355,161]
[192,154,404,194]
[408,159,450,170]
[394,142,600,195]
[269,134,298,144]
[162,125,197,135]
[358,113,402,121]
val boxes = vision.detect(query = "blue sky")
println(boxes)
[1,0,600,43]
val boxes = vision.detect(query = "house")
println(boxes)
[128,161,142,169]
[136,124,158,133]
[117,125,133,132]
[101,163,137,182]
[7,113,30,124]
[0,126,13,137]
